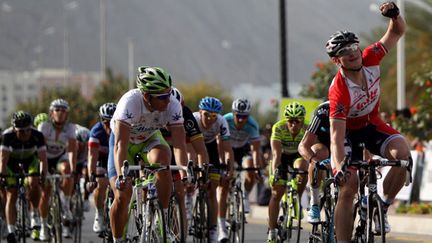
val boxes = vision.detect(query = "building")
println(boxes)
[0,69,100,129]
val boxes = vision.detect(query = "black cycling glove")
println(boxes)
[382,2,399,19]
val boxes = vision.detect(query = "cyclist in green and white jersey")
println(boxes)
[267,102,309,242]
[108,66,189,243]
[0,111,49,242]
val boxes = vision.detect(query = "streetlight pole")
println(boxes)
[128,39,134,90]
[100,0,107,81]
[396,0,405,110]
[279,0,289,98]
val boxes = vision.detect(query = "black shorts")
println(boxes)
[233,145,251,168]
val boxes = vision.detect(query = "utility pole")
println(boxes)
[128,39,134,90]
[279,0,289,98]
[396,0,405,110]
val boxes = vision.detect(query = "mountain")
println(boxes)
[0,0,383,95]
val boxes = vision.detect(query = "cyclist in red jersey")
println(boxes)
[327,2,411,242]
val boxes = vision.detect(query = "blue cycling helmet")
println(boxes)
[198,96,223,113]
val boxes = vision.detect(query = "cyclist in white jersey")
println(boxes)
[38,98,77,238]
[108,66,188,243]
[224,98,262,213]
[193,97,234,242]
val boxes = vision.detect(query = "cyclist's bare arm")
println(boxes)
[220,138,235,171]
[190,136,209,167]
[88,146,99,175]
[37,149,48,175]
[250,139,262,168]
[330,118,346,172]
[68,137,78,172]
[379,2,406,51]
[0,149,10,174]
[114,121,130,177]
[270,139,282,172]
[170,124,189,178]
[299,131,319,163]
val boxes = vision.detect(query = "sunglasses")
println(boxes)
[150,92,171,101]
[15,127,32,132]
[54,108,67,112]
[336,43,359,57]
[287,119,303,124]
[235,114,249,119]
[203,111,218,119]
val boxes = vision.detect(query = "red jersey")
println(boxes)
[328,42,388,129]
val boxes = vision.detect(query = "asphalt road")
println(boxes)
[19,205,432,243]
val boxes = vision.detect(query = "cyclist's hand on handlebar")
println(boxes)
[86,173,97,192]
[115,175,129,191]
[335,170,351,187]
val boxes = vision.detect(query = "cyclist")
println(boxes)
[298,101,331,223]
[223,98,262,213]
[327,2,410,242]
[38,98,77,238]
[0,111,49,242]
[161,87,209,238]
[108,66,188,243]
[33,113,49,128]
[86,102,116,234]
[75,124,91,211]
[267,102,309,242]
[193,96,234,242]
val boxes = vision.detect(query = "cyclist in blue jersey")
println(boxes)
[87,102,116,233]
[224,98,262,213]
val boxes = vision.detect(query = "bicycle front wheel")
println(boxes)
[49,192,63,243]
[146,200,167,243]
[168,194,185,243]
[322,179,337,243]
[124,199,142,242]
[16,195,27,243]
[192,192,211,243]
[286,193,302,243]
[368,196,386,243]
[227,188,245,243]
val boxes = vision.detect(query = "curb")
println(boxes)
[248,204,432,236]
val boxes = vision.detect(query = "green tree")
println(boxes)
[299,61,337,99]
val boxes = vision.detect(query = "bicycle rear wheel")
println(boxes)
[192,192,211,243]
[48,192,63,243]
[168,194,185,243]
[71,189,83,243]
[227,188,245,243]
[102,189,113,243]
[368,196,386,243]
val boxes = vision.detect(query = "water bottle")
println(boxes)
[360,195,367,221]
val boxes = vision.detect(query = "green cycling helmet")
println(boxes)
[12,111,32,128]
[34,113,49,127]
[136,66,172,93]
[284,102,306,119]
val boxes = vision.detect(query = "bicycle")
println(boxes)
[120,159,193,242]
[1,164,36,243]
[188,163,212,243]
[308,159,338,243]
[343,156,412,243]
[226,166,261,243]
[274,167,308,243]
[69,174,84,243]
[44,173,71,243]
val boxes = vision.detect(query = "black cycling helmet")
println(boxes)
[326,31,359,57]
[12,111,32,128]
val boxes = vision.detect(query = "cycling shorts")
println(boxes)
[268,153,304,186]
[108,130,170,179]
[6,156,39,186]
[205,140,223,181]
[233,145,252,168]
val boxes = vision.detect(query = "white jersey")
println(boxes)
[111,88,184,144]
[193,112,230,144]
[38,121,76,159]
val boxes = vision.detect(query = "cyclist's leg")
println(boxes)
[94,167,109,212]
[170,145,187,235]
[333,167,358,241]
[57,154,74,209]
[267,160,287,230]
[107,132,133,241]
[293,157,308,197]
[5,168,18,236]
